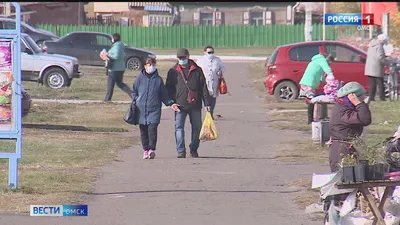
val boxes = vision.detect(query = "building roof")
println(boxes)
[144,4,171,13]
[129,2,170,8]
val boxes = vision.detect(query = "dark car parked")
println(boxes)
[43,32,156,71]
[0,17,59,46]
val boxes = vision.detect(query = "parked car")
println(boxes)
[0,17,59,46]
[20,33,83,89]
[265,41,377,102]
[43,32,156,71]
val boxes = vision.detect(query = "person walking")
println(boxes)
[102,33,132,102]
[166,48,212,158]
[132,58,180,159]
[299,53,335,124]
[365,34,391,102]
[196,45,226,119]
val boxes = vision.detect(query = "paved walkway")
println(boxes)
[1,63,327,225]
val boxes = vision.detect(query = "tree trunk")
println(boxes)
[305,3,312,42]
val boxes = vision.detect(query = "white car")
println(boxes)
[21,33,83,89]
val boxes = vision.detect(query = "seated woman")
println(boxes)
[328,82,372,172]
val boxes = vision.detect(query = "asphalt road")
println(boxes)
[0,62,327,225]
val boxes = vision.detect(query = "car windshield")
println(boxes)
[24,35,42,54]
[21,22,36,31]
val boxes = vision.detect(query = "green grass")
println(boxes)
[150,47,275,57]
[0,102,136,213]
[22,61,175,100]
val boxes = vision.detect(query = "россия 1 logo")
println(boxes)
[324,13,374,26]
[30,205,88,216]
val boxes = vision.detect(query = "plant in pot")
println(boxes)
[339,153,358,183]
[351,136,389,181]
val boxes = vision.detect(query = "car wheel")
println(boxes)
[126,57,142,71]
[43,68,68,89]
[385,82,390,99]
[273,81,299,102]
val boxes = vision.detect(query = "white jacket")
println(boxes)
[196,55,226,98]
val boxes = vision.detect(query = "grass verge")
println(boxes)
[22,61,175,101]
[150,47,275,57]
[0,102,135,213]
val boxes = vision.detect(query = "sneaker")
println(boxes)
[148,150,156,159]
[143,150,149,159]
[177,152,186,158]
[190,150,199,158]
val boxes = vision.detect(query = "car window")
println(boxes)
[3,21,28,32]
[20,42,26,52]
[71,34,93,47]
[94,35,112,46]
[289,45,320,61]
[268,48,279,64]
[3,21,15,29]
[325,44,360,63]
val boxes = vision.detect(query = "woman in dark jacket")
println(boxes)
[133,58,180,159]
[328,82,372,172]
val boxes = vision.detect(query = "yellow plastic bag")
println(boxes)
[199,112,219,141]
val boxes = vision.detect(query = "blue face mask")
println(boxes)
[207,53,214,59]
[178,59,188,65]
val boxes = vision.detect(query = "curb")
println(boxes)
[156,55,267,62]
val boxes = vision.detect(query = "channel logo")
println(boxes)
[30,205,88,216]
[324,13,374,26]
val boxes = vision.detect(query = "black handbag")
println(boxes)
[124,100,139,125]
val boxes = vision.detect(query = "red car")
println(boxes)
[265,41,373,102]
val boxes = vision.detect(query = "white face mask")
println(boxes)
[146,65,156,74]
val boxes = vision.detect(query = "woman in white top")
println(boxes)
[196,45,226,119]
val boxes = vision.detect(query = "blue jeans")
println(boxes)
[175,108,202,153]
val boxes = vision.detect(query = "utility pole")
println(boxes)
[78,2,82,25]
[322,2,326,41]
[369,2,373,39]
[304,3,313,42]
[4,2,11,16]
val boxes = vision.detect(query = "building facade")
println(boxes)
[169,2,298,26]
[91,2,172,26]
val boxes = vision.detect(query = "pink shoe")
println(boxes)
[148,150,156,159]
[143,150,149,159]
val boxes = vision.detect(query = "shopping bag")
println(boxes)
[123,100,139,125]
[219,77,227,94]
[199,111,219,141]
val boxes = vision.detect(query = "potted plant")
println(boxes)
[339,153,358,183]
[351,136,388,181]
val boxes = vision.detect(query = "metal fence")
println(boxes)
[37,24,356,49]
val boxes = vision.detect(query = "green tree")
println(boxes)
[328,2,361,13]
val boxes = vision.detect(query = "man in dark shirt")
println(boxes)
[166,48,212,158]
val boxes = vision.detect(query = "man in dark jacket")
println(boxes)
[166,48,212,158]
